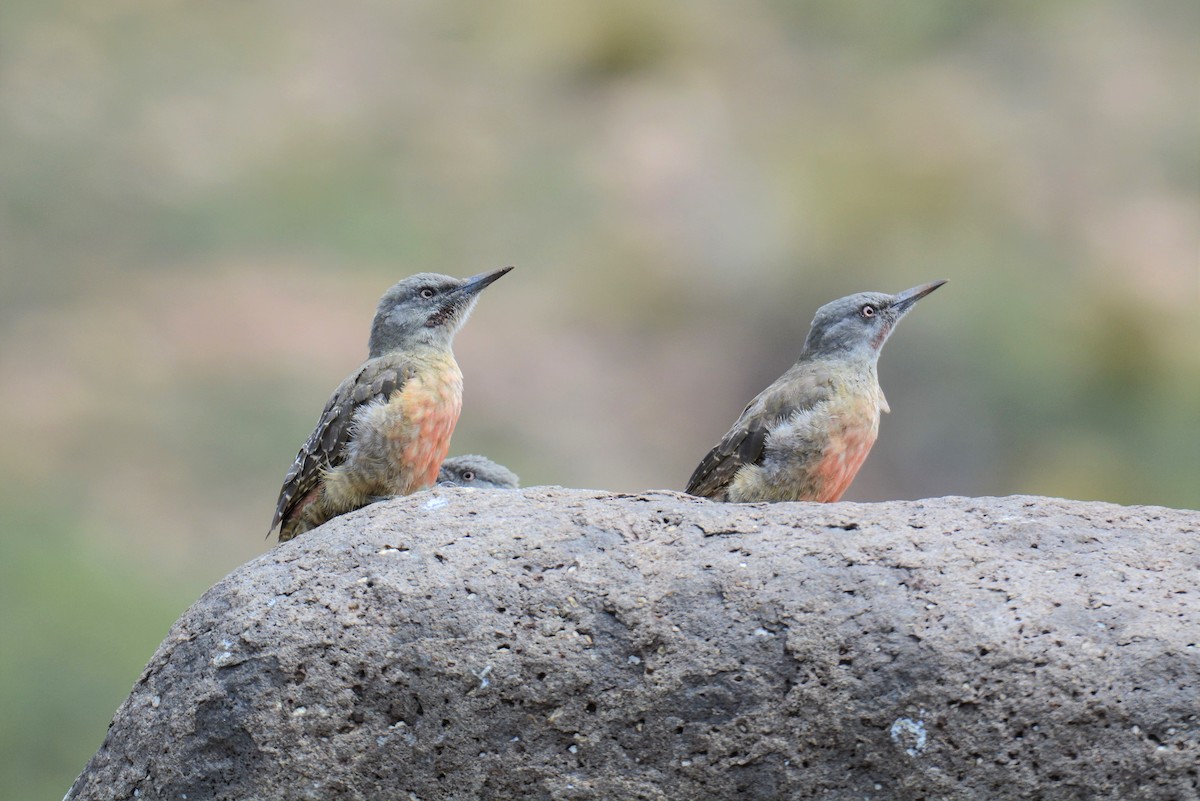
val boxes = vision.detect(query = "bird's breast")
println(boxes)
[811,392,880,502]
[385,357,463,492]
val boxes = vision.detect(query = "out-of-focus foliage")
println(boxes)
[1,0,1196,796]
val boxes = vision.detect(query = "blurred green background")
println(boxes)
[1,0,1197,796]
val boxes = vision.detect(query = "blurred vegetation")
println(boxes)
[1,0,1197,796]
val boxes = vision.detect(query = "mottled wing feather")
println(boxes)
[685,422,764,498]
[737,424,768,464]
[271,360,409,532]
[684,364,835,498]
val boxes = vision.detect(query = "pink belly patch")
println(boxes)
[386,370,463,493]
[814,428,876,502]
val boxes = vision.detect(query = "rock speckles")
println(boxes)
[68,489,1200,800]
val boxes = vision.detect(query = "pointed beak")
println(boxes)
[456,266,513,298]
[890,279,947,315]
[425,266,513,329]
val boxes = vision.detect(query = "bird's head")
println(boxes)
[802,280,946,361]
[368,267,512,357]
[437,454,520,489]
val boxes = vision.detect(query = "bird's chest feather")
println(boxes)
[383,362,463,489]
[811,390,882,502]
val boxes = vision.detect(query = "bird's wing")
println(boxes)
[685,365,834,498]
[271,358,411,532]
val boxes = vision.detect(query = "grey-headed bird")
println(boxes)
[685,281,945,503]
[271,267,512,541]
[437,455,520,489]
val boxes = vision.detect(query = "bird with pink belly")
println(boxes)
[270,267,511,542]
[685,280,945,503]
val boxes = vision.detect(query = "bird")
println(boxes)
[437,454,520,489]
[270,267,512,542]
[685,280,945,503]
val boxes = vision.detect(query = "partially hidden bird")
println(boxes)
[437,454,520,489]
[271,267,511,542]
[685,280,945,503]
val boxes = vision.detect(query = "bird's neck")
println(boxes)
[368,326,457,359]
[370,337,456,361]
[804,351,888,413]
[803,347,880,374]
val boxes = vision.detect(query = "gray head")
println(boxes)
[437,454,520,489]
[367,267,512,357]
[801,280,946,361]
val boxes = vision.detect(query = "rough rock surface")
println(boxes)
[68,489,1199,801]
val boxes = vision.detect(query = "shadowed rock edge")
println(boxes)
[67,489,1200,801]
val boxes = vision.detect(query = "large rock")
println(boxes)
[67,489,1199,801]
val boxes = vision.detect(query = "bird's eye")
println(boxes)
[860,304,877,318]
[461,471,475,481]
[419,288,436,299]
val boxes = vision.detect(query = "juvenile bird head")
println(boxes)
[802,280,946,361]
[437,454,520,489]
[368,267,512,357]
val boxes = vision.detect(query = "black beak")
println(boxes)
[890,279,947,315]
[426,266,513,328]
[456,266,513,298]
